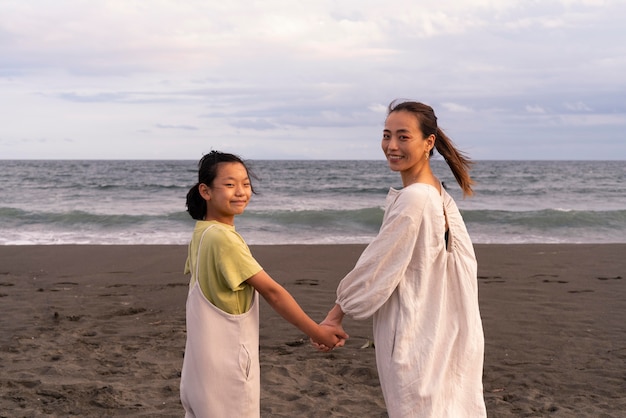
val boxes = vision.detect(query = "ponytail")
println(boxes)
[434,128,474,197]
[186,183,207,220]
[388,100,474,197]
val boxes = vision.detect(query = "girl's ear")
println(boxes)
[198,183,211,201]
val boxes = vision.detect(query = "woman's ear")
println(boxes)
[426,134,436,152]
[198,183,211,201]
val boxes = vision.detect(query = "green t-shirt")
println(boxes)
[185,221,263,314]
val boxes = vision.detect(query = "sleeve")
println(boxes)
[184,258,191,275]
[336,191,426,320]
[211,228,263,291]
[183,242,192,275]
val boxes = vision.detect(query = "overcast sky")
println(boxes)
[1,0,625,160]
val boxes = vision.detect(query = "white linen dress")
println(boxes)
[336,184,486,417]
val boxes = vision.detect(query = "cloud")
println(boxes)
[1,0,625,160]
[526,105,547,114]
[54,92,131,103]
[557,113,626,127]
[230,119,277,130]
[564,101,592,112]
[442,102,474,113]
[155,124,199,131]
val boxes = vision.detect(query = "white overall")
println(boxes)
[180,226,261,418]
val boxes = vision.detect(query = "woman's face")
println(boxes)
[381,110,433,175]
[199,162,252,224]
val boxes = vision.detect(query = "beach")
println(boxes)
[0,244,624,417]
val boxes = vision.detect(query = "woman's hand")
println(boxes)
[311,304,347,351]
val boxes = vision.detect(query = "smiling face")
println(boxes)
[382,110,434,183]
[199,162,252,225]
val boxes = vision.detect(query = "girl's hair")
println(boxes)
[388,100,474,196]
[186,150,257,220]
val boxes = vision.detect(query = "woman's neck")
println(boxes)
[401,163,432,186]
[400,164,441,193]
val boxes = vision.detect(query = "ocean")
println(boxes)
[0,160,624,245]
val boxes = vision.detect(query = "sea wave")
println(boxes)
[462,209,626,229]
[242,207,384,228]
[0,207,626,244]
[0,207,191,228]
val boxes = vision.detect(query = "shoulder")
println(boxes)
[197,222,244,247]
[383,184,441,226]
[393,183,440,209]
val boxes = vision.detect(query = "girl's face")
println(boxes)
[199,162,252,225]
[382,110,433,176]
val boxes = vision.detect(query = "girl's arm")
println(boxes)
[246,270,348,349]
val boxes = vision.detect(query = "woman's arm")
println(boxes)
[321,304,345,328]
[246,270,348,349]
[335,189,430,319]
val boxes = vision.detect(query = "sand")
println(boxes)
[0,244,624,417]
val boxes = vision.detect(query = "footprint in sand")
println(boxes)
[112,307,147,316]
[531,274,568,284]
[597,276,622,281]
[0,281,14,296]
[477,276,505,284]
[294,279,319,286]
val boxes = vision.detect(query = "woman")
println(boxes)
[319,101,486,417]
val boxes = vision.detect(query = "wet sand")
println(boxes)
[0,244,624,417]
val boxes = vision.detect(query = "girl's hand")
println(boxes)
[311,323,348,352]
[311,305,348,351]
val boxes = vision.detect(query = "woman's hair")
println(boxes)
[388,100,474,196]
[186,150,257,220]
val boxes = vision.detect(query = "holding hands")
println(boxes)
[312,304,347,352]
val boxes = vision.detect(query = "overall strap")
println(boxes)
[192,225,215,285]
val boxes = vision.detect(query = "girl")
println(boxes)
[318,101,487,417]
[180,151,347,417]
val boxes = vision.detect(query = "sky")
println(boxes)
[1,0,625,160]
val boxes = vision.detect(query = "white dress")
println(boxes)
[336,184,486,417]
[180,226,261,418]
